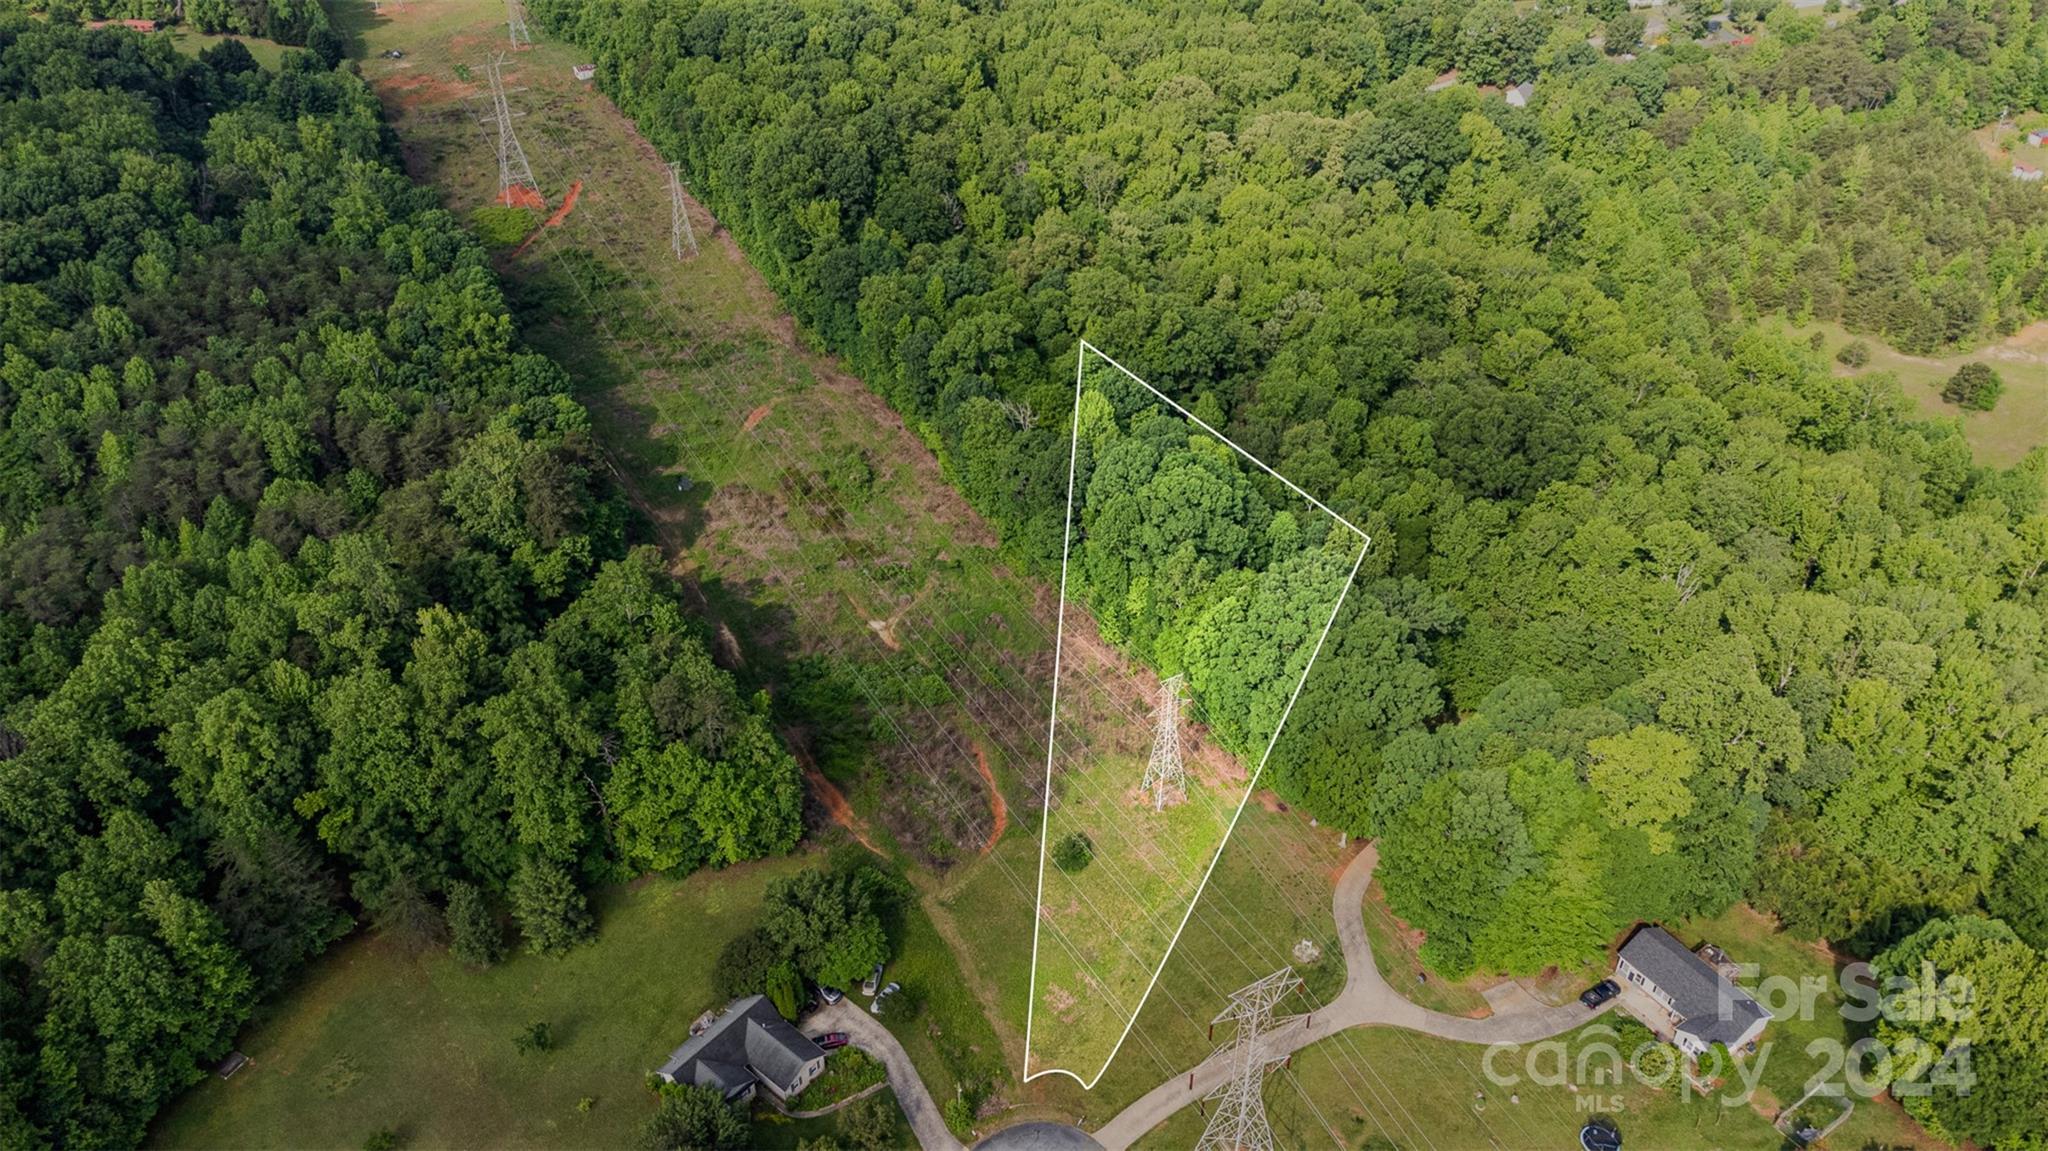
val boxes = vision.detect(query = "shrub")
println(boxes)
[643,1083,747,1150]
[943,1095,974,1135]
[1835,339,1870,368]
[1052,831,1093,873]
[471,205,537,248]
[363,1131,399,1151]
[445,881,503,968]
[514,1020,553,1055]
[1941,361,2003,410]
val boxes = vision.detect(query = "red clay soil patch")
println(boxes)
[542,180,582,228]
[804,764,883,857]
[372,72,477,112]
[742,401,777,432]
[509,182,583,257]
[973,744,1008,856]
[499,185,546,210]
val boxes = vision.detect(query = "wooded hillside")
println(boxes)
[0,21,800,1146]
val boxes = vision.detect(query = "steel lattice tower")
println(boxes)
[1197,968,1304,1151]
[667,163,699,258]
[505,0,533,48]
[1141,673,1188,811]
[483,55,537,205]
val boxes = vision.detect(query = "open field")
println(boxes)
[1763,315,2048,466]
[149,854,814,1149]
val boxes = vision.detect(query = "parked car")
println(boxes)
[819,986,844,1005]
[1580,979,1620,1009]
[881,981,901,996]
[1580,1118,1622,1151]
[862,964,883,997]
[817,1032,850,1050]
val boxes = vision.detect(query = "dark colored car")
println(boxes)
[817,1032,850,1050]
[1579,979,1620,1009]
[1580,1119,1622,1151]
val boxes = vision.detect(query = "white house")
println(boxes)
[1615,926,1769,1058]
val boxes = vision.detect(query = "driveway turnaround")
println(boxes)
[1090,842,1614,1150]
[808,1000,965,1151]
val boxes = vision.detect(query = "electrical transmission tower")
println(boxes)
[1197,968,1304,1151]
[667,163,699,258]
[1141,673,1188,811]
[482,54,538,206]
[505,0,533,48]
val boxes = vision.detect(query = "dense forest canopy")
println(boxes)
[0,19,801,1147]
[536,5,2048,1135]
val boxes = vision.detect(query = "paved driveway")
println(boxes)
[808,1000,965,1151]
[1091,842,1613,1149]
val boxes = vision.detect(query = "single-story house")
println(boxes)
[655,995,826,1103]
[1615,925,1769,1059]
[2016,162,2044,182]
[2027,128,2048,147]
[1506,81,1534,107]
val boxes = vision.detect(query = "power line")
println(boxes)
[1140,673,1189,811]
[494,110,1468,1150]
[480,54,537,206]
[505,0,533,49]
[667,163,698,259]
[1198,968,1303,1151]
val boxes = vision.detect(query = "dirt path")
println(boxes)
[973,744,1007,856]
[802,763,884,857]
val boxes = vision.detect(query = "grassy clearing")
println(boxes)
[149,854,813,1150]
[1762,315,2048,467]
[161,24,291,69]
[749,1090,909,1151]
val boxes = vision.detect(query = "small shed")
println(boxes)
[2015,162,2044,182]
[573,63,597,81]
[214,1052,249,1079]
[1506,81,1534,107]
[2027,128,2048,147]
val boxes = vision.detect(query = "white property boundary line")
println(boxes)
[1023,340,1372,1089]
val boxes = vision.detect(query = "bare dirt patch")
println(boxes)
[372,71,476,111]
[973,744,1008,856]
[742,401,777,432]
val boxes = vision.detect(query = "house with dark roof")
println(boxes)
[655,995,826,1103]
[1614,925,1769,1058]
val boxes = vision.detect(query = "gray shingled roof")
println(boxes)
[1619,926,1770,1048]
[657,995,824,1098]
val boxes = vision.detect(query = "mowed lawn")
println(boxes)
[150,854,813,1150]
